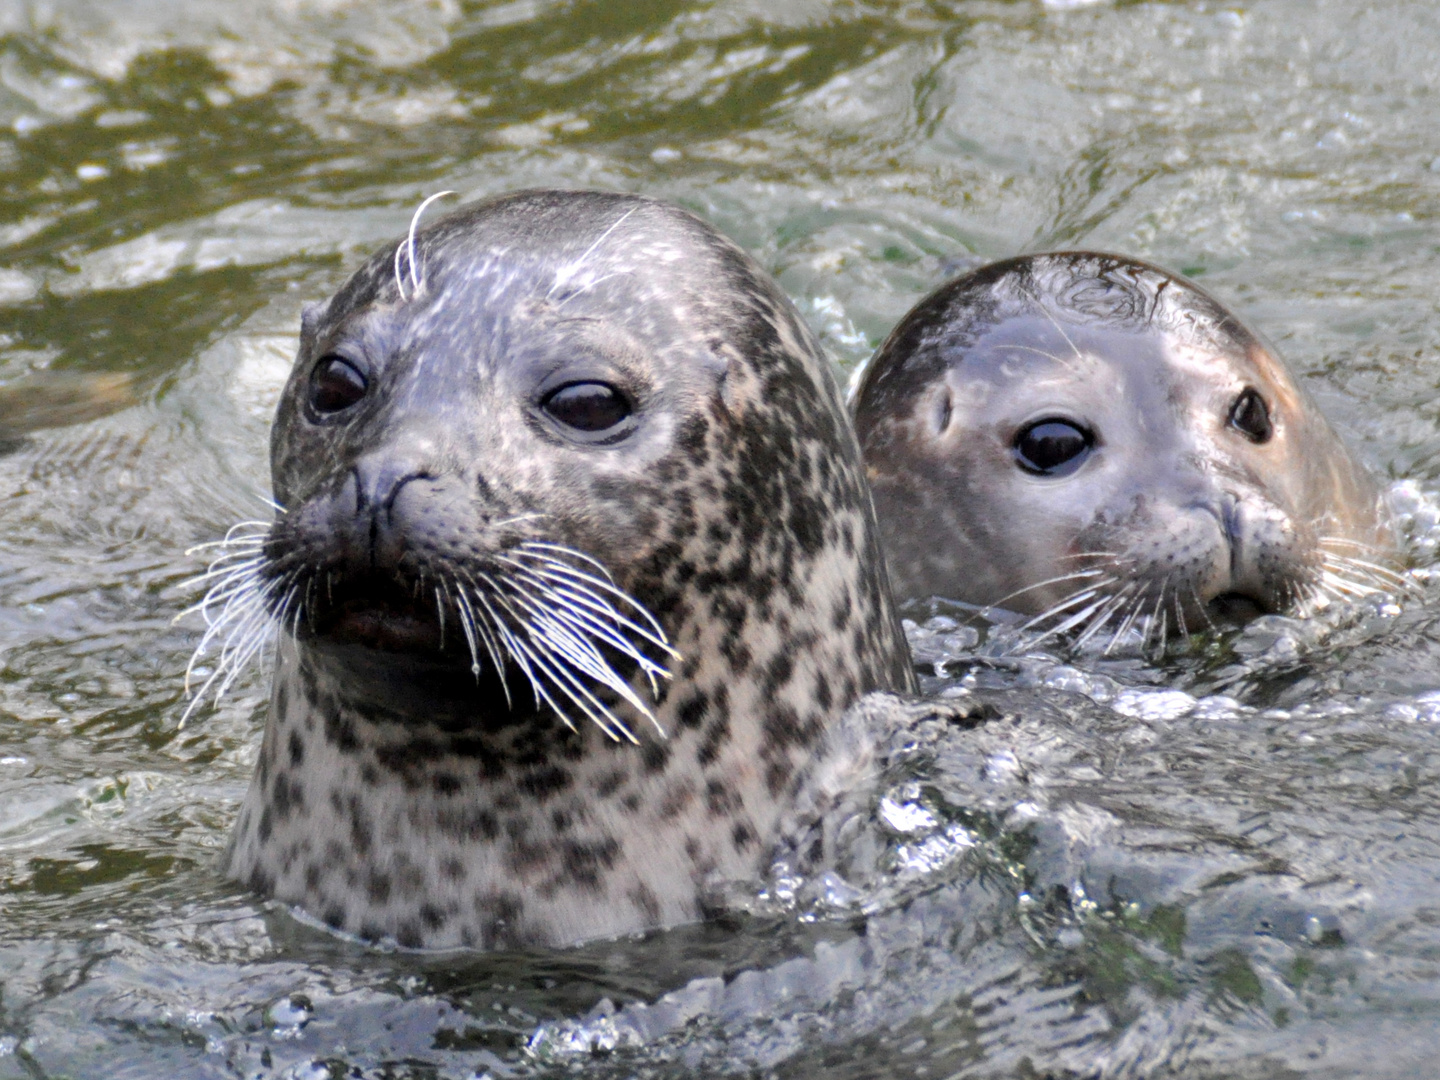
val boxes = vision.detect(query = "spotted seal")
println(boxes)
[190,189,914,950]
[852,252,1399,643]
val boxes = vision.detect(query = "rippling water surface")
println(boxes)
[2,1,1440,1076]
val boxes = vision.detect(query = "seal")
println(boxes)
[188,189,915,950]
[851,252,1399,644]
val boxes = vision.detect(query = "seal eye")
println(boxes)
[309,355,367,415]
[1229,387,1273,443]
[1013,419,1093,477]
[540,381,633,437]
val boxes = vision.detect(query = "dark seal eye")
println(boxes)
[309,355,367,415]
[540,381,633,437]
[1229,387,1272,443]
[1013,419,1094,477]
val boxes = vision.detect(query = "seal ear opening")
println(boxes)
[933,388,953,435]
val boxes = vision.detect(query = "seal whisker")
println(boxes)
[1102,590,1147,655]
[509,544,678,655]
[456,574,516,707]
[1189,586,1218,634]
[1317,566,1385,600]
[393,190,458,302]
[486,588,641,743]
[1013,577,1117,634]
[986,567,1113,616]
[482,609,587,735]
[1152,597,1168,649]
[1025,590,1116,648]
[180,566,295,727]
[1319,547,1414,593]
[450,583,513,709]
[454,577,511,683]
[499,579,665,735]
[437,583,475,675]
[1037,301,1086,365]
[475,570,649,742]
[545,207,638,302]
[1072,591,1130,650]
[498,555,677,664]
[178,556,267,591]
[501,572,671,693]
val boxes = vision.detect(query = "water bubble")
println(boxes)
[1304,914,1344,947]
[266,992,315,1033]
[878,795,938,835]
[1111,688,1197,721]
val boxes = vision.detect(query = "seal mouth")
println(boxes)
[305,573,455,657]
[1206,591,1270,626]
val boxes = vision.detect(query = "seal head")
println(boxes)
[852,252,1397,641]
[216,189,913,949]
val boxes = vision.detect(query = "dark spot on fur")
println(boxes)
[507,764,569,805]
[765,759,792,797]
[629,883,661,923]
[367,871,392,904]
[433,771,462,796]
[676,691,708,730]
[641,740,670,774]
[705,778,740,815]
[594,768,627,798]
[561,838,620,891]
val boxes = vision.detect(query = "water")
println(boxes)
[1,0,1439,1076]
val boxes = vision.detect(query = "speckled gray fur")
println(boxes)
[852,252,1396,626]
[225,189,915,950]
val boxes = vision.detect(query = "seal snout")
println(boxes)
[349,452,441,571]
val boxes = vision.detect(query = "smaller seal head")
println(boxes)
[204,189,913,949]
[852,252,1398,642]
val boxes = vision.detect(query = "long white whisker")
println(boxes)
[488,589,636,742]
[501,581,663,736]
[406,190,457,296]
[984,567,1113,615]
[498,556,677,664]
[545,207,638,301]
[1027,594,1115,649]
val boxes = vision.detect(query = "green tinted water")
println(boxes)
[2,1,1440,1076]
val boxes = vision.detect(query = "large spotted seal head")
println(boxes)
[852,252,1398,643]
[196,189,914,950]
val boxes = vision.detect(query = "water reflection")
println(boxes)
[1,0,1439,1076]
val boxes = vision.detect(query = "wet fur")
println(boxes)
[852,252,1399,645]
[218,190,914,949]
